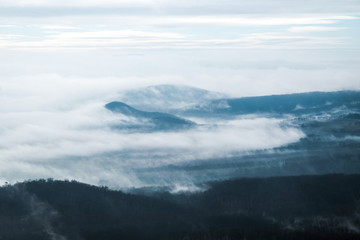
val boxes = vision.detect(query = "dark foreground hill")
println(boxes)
[1,174,360,240]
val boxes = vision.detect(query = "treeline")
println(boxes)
[1,174,360,240]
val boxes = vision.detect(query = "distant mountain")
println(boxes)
[187,90,360,116]
[105,101,195,131]
[118,87,359,117]
[117,84,227,112]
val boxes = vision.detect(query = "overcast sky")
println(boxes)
[0,0,359,95]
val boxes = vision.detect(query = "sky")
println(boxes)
[0,0,360,95]
[0,0,359,188]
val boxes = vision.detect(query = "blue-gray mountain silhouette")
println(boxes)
[188,90,360,115]
[105,101,195,131]
[117,84,227,112]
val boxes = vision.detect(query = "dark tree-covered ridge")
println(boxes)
[1,174,360,240]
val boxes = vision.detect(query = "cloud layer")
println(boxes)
[0,75,304,188]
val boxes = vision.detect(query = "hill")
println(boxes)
[187,90,360,116]
[117,84,227,112]
[1,174,360,240]
[105,101,195,131]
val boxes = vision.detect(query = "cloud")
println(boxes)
[0,75,305,188]
[150,15,356,26]
[289,26,347,33]
[0,115,304,188]
[40,25,79,30]
[0,116,303,163]
[0,25,16,28]
[0,30,186,49]
[0,13,356,51]
[48,30,184,39]
[0,34,24,40]
[1,0,360,15]
[0,28,349,50]
[0,0,157,7]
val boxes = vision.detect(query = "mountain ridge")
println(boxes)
[187,90,360,116]
[105,101,195,131]
[2,174,360,240]
[117,84,227,111]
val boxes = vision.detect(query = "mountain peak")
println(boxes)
[105,101,195,131]
[105,101,140,117]
[117,84,227,111]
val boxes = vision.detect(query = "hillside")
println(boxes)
[105,101,195,131]
[1,174,360,240]
[187,90,360,116]
[117,84,227,112]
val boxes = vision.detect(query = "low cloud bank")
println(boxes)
[0,75,304,188]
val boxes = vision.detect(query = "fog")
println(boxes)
[0,75,305,188]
